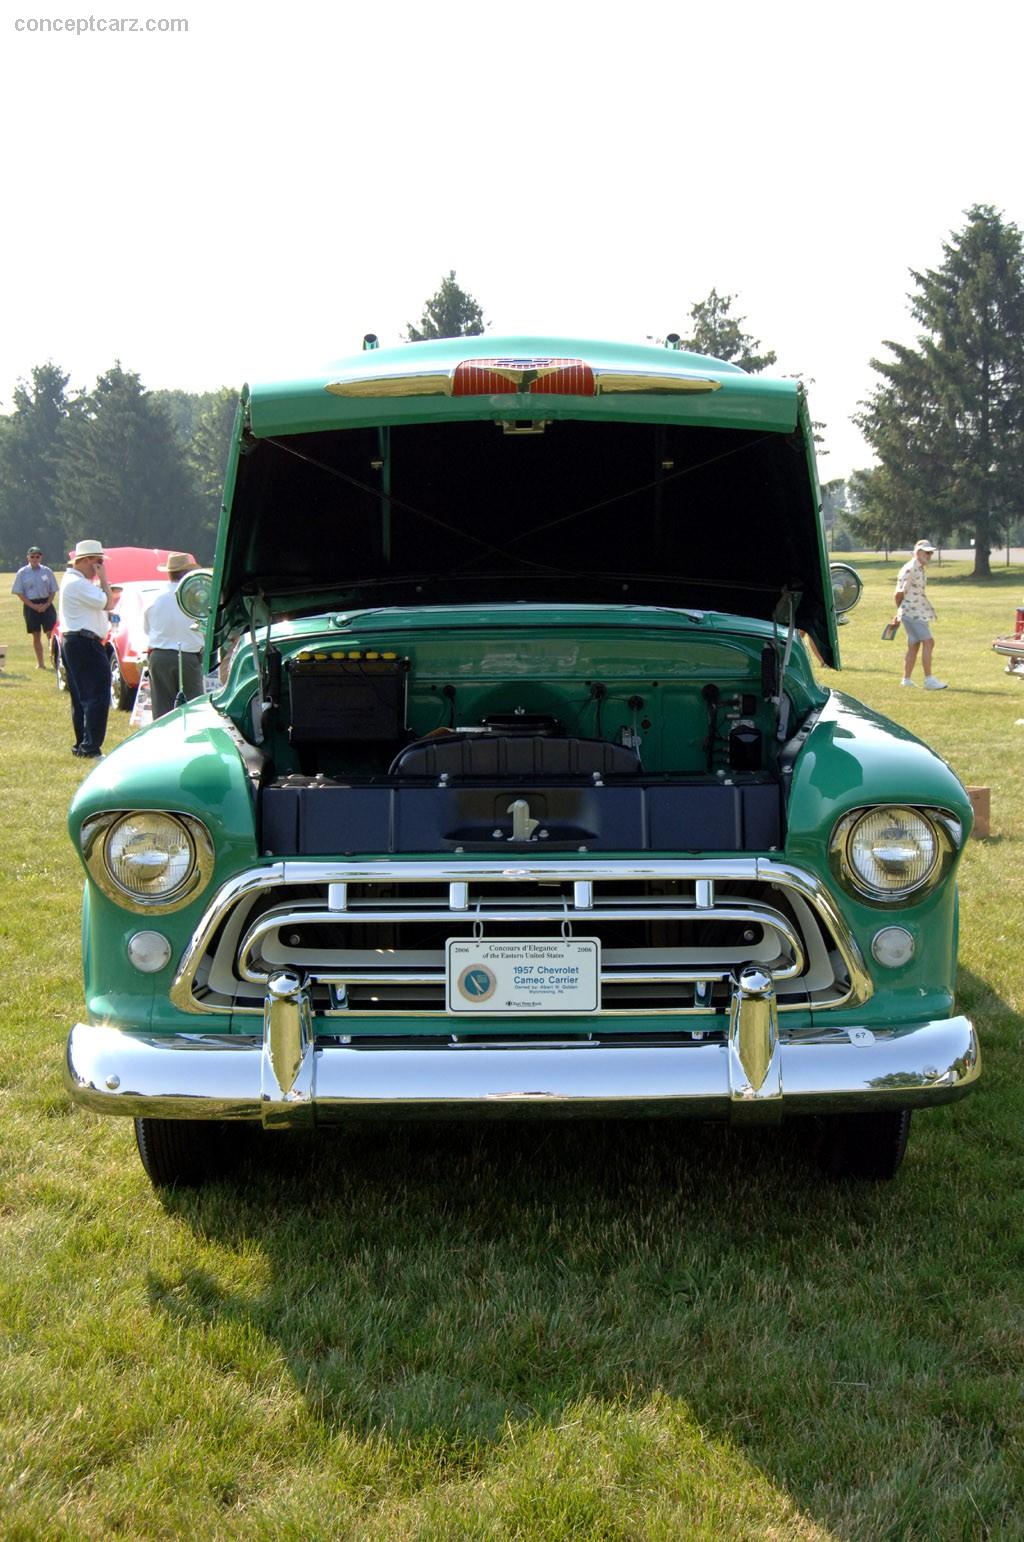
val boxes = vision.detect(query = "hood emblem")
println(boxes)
[507,798,540,842]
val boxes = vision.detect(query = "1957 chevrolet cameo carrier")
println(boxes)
[65,335,980,1185]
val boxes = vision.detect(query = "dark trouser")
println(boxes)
[62,631,110,754]
[24,603,57,634]
[148,648,204,720]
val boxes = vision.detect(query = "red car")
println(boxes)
[51,546,199,710]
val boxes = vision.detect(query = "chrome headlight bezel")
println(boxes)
[829,805,962,906]
[81,810,215,914]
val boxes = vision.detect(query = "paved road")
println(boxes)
[919,547,1024,564]
[837,548,1024,565]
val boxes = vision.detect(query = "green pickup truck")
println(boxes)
[64,335,979,1186]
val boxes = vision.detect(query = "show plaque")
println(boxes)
[446,938,600,1015]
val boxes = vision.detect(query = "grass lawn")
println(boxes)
[1,558,1022,1540]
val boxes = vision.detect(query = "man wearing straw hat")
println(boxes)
[58,539,115,757]
[143,551,204,719]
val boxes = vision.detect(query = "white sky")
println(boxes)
[2,0,1021,478]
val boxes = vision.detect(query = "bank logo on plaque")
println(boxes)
[457,965,497,1003]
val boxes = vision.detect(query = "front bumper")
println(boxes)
[66,975,980,1127]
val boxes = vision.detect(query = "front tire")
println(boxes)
[818,1108,912,1180]
[134,1117,232,1188]
[111,653,137,711]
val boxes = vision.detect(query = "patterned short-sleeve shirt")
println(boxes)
[896,557,936,622]
[11,562,57,604]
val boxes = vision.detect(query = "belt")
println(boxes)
[61,630,105,640]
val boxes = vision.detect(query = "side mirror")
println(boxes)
[829,562,863,615]
[176,568,215,622]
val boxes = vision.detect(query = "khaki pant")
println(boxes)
[148,648,204,719]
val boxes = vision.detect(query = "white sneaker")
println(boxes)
[924,676,948,690]
[899,678,916,687]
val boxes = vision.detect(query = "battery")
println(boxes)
[287,655,408,743]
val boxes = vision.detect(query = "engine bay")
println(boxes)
[227,617,822,857]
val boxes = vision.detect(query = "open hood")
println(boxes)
[211,335,838,664]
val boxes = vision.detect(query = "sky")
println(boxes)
[2,0,1022,479]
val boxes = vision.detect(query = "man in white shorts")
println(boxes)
[892,540,947,689]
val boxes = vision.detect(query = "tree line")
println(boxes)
[0,364,235,568]
[4,216,1022,576]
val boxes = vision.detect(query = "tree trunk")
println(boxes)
[972,524,992,577]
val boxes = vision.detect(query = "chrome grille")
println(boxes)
[172,859,868,1020]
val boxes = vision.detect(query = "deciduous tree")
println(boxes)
[151,387,225,445]
[843,465,924,559]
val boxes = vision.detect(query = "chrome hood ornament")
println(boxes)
[507,798,540,842]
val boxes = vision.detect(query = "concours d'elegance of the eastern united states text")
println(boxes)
[63,335,980,1188]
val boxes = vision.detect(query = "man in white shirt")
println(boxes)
[143,551,204,719]
[892,539,947,689]
[58,539,115,757]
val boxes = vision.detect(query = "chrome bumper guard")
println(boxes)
[66,968,980,1127]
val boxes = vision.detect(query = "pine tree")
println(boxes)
[682,289,777,372]
[0,362,77,567]
[187,387,238,542]
[857,204,1024,577]
[55,364,205,554]
[405,271,486,341]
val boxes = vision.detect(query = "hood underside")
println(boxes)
[214,336,837,664]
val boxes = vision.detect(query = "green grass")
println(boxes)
[1,560,1022,1539]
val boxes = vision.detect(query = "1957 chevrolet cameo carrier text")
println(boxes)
[64,335,980,1185]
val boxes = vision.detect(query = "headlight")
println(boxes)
[81,811,214,913]
[849,809,937,893]
[107,813,196,898]
[830,806,959,903]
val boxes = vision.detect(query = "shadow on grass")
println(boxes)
[932,567,1024,588]
[120,816,1017,1540]
[140,960,1019,1525]
[140,1086,999,1539]
[841,668,1024,698]
[956,964,1021,1039]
